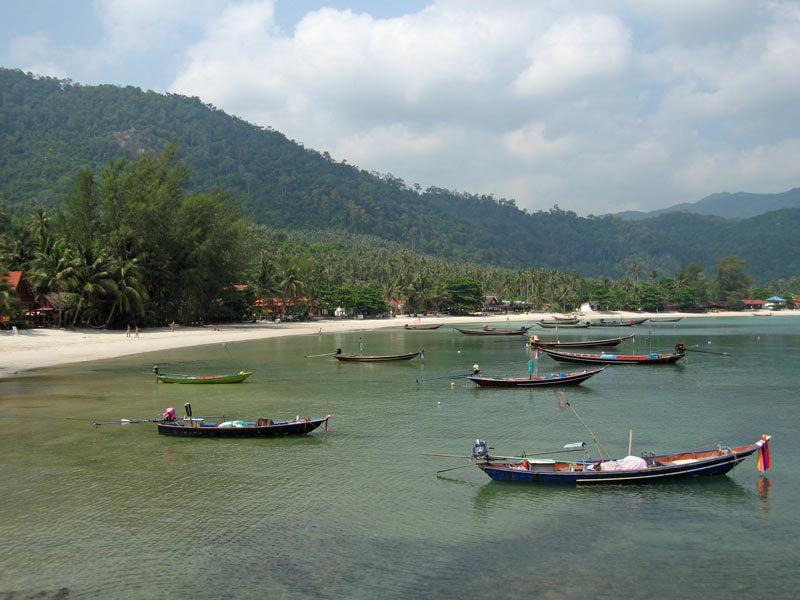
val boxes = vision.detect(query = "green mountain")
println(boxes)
[1,68,798,280]
[616,188,800,220]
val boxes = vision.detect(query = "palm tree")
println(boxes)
[69,243,115,327]
[28,238,76,327]
[105,258,148,327]
[278,265,305,316]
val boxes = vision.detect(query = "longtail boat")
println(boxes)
[157,404,331,437]
[531,333,634,348]
[467,366,606,387]
[535,321,590,329]
[456,326,531,336]
[648,316,683,323]
[153,366,252,384]
[583,318,648,327]
[469,435,771,485]
[549,315,580,324]
[334,349,423,362]
[404,323,442,330]
[539,343,685,365]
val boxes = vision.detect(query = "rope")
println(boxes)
[567,401,610,460]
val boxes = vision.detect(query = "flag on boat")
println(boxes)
[756,434,771,472]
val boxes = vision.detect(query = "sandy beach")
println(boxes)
[1,310,797,378]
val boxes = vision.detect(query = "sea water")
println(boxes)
[0,317,797,598]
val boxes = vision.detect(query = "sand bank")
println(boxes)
[0,310,797,378]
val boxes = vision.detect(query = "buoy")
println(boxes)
[450,382,455,388]
[457,350,461,354]
[437,401,442,405]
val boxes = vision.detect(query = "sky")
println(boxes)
[3,0,800,215]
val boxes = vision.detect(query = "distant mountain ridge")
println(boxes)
[616,188,800,220]
[1,68,798,281]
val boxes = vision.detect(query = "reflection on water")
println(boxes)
[1,317,799,598]
[472,472,754,513]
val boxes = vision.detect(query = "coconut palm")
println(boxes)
[68,242,115,327]
[28,238,76,327]
[105,257,148,327]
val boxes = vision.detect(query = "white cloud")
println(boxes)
[504,122,573,161]
[7,32,68,78]
[93,0,227,52]
[512,13,632,97]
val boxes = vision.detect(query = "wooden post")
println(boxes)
[628,429,633,456]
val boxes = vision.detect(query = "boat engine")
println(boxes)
[471,439,490,461]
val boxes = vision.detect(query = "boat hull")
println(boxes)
[467,367,606,387]
[456,327,531,336]
[533,334,634,348]
[478,445,757,485]
[158,417,329,437]
[157,372,253,384]
[335,351,421,362]
[404,324,442,330]
[540,348,684,365]
[535,322,590,329]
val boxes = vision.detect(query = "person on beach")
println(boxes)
[126,324,131,338]
[169,321,176,332]
[135,325,140,338]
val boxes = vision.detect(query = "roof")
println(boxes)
[1,271,35,304]
[388,299,405,307]
[741,299,765,305]
[766,296,786,302]
[1,271,22,290]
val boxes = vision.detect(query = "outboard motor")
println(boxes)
[471,439,490,461]
[184,402,193,419]
[162,406,177,422]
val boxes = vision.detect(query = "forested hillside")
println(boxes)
[1,68,798,280]
[617,188,800,220]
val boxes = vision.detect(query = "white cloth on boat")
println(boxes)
[599,455,648,471]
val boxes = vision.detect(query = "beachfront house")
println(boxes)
[1,271,36,327]
[388,299,406,316]
[483,295,501,312]
[741,299,765,311]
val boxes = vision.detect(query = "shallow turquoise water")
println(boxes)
[1,318,798,598]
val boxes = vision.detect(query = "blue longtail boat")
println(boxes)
[471,436,771,485]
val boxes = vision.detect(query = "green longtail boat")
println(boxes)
[153,366,253,384]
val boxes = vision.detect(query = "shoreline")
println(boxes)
[1,310,797,378]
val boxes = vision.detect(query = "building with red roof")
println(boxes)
[741,299,765,310]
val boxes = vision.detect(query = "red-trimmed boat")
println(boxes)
[471,436,771,485]
[531,333,634,349]
[539,343,686,365]
[467,366,607,387]
[157,404,331,438]
[456,326,531,336]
